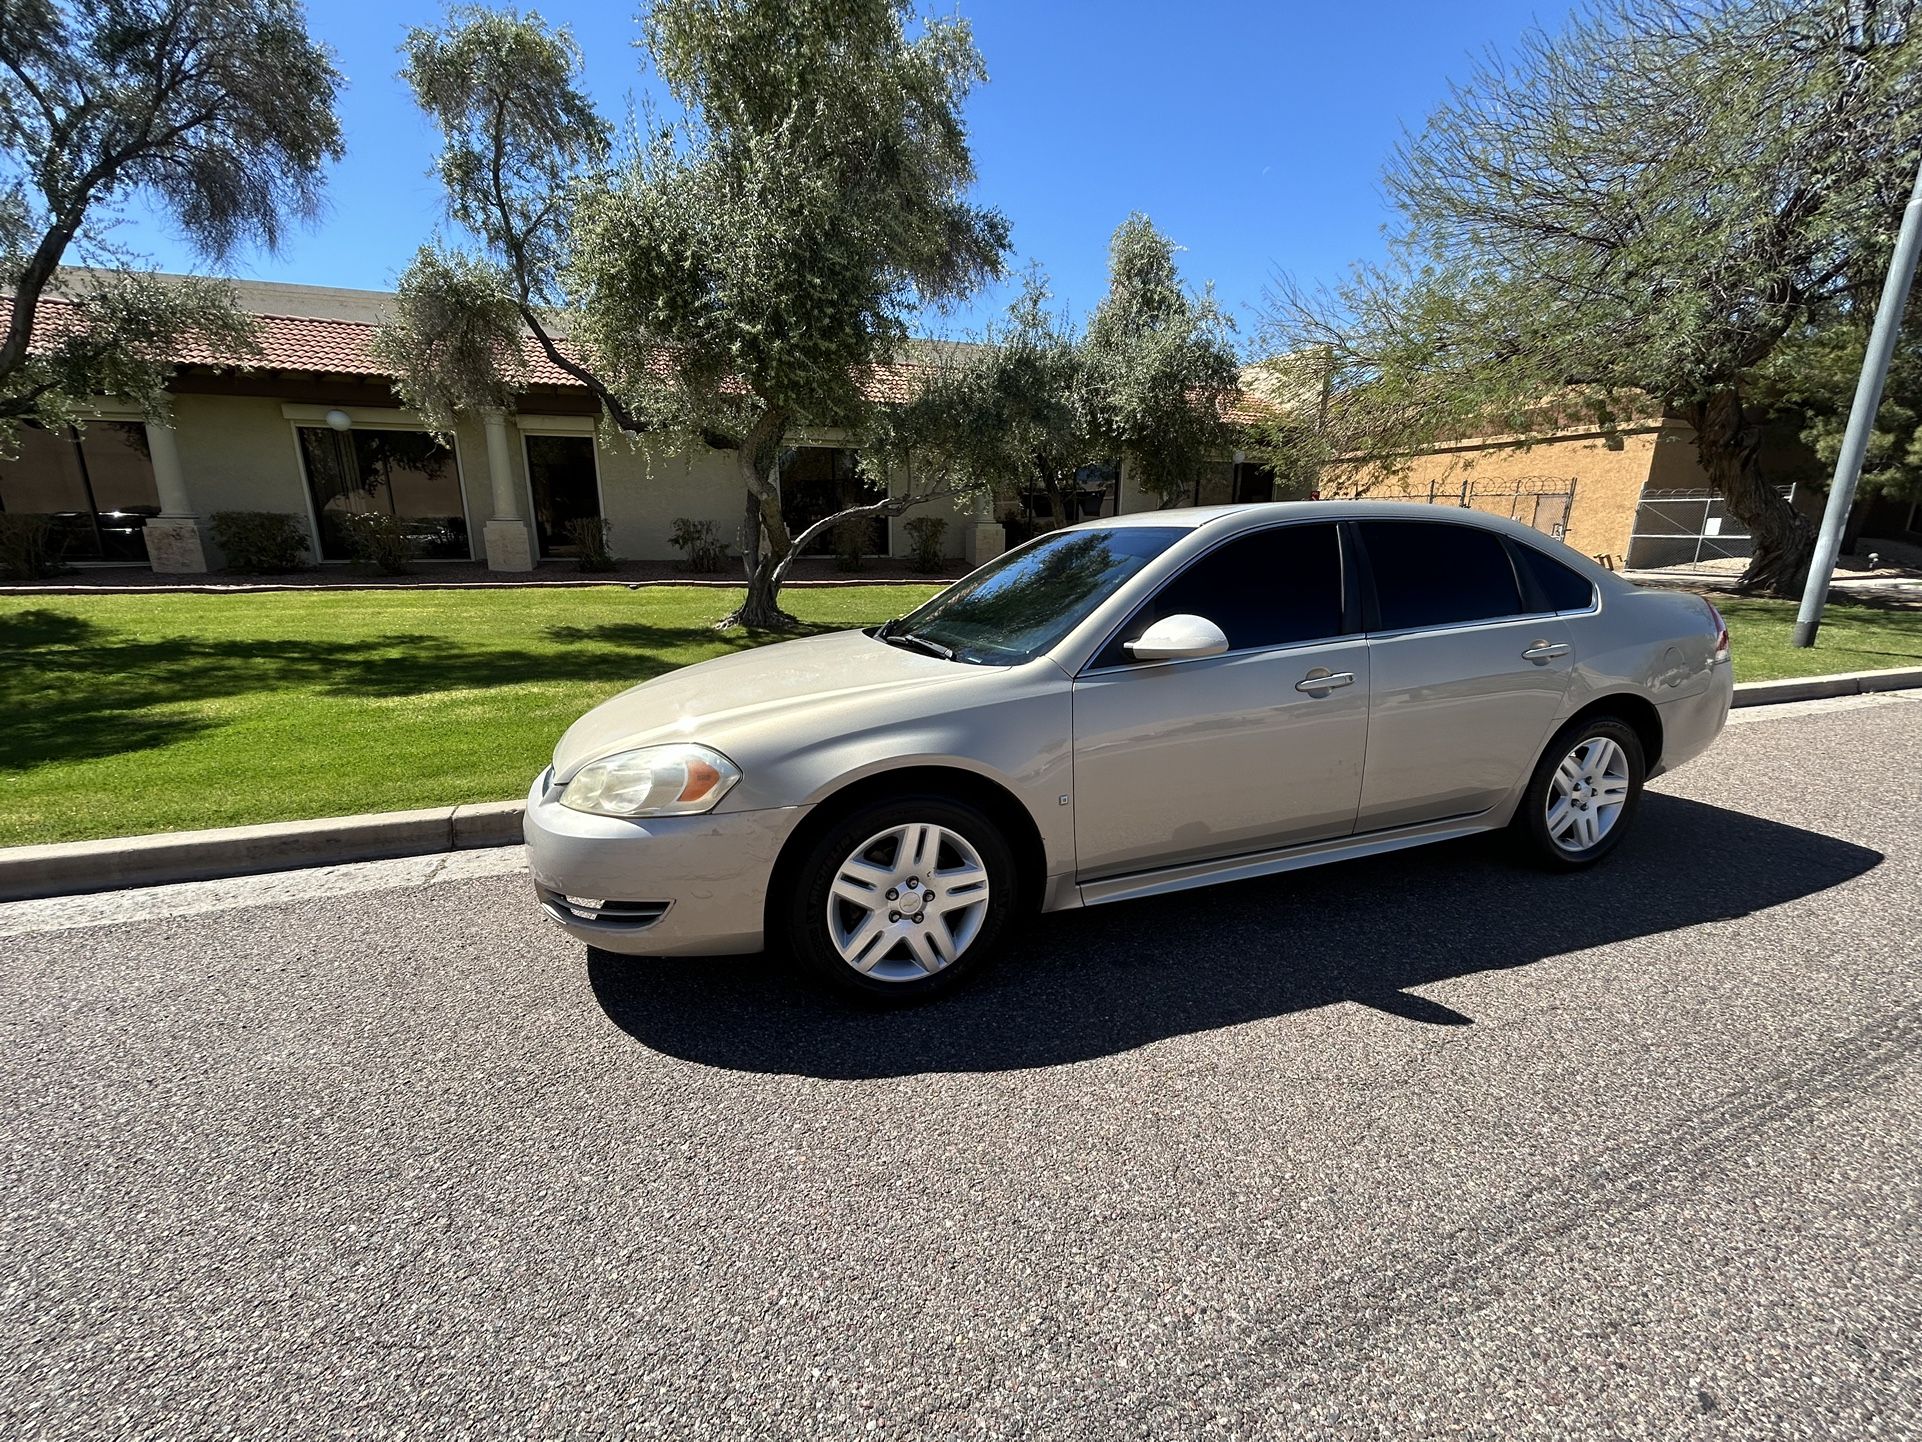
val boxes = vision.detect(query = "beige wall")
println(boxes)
[1329,424,1690,568]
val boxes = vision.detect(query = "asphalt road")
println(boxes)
[4,693,1920,1440]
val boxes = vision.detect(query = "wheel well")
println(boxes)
[764,766,1051,937]
[1568,692,1663,769]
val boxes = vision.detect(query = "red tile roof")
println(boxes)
[27,295,1263,422]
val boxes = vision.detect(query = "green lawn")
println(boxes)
[0,586,937,847]
[1,586,1916,848]
[1711,594,1922,682]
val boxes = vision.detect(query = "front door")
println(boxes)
[1352,519,1575,831]
[1071,522,1369,878]
[524,433,601,559]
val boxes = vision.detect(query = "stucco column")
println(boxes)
[479,406,535,572]
[140,413,208,574]
[960,456,1005,566]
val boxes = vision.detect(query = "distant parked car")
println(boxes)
[525,502,1733,1001]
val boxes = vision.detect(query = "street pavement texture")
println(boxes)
[3,694,1919,1440]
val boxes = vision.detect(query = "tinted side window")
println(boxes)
[1103,523,1344,665]
[1510,541,1597,611]
[1359,521,1523,631]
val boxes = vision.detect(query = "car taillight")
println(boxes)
[1706,601,1730,663]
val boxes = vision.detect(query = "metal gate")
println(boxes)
[1624,486,1796,570]
[1435,476,1579,540]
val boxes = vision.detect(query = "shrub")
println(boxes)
[1001,506,1037,549]
[209,511,309,574]
[567,516,617,572]
[668,517,728,573]
[339,512,416,575]
[904,515,948,573]
[0,513,66,581]
[832,515,868,572]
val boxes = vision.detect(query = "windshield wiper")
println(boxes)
[882,630,955,661]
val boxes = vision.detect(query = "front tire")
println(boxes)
[1514,716,1645,869]
[786,795,1019,1002]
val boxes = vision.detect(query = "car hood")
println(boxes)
[551,628,981,779]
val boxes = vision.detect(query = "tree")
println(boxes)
[1258,0,1922,596]
[0,0,343,436]
[375,1,1007,628]
[878,217,1240,526]
[1755,305,1922,532]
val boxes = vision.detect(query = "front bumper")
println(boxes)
[522,768,810,956]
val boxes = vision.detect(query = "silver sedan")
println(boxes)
[524,502,1733,999]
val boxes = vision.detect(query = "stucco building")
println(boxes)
[0,277,1017,575]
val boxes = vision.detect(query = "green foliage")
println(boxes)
[340,513,417,575]
[0,512,64,579]
[1258,0,1922,594]
[904,514,947,572]
[668,517,729,573]
[877,219,1238,519]
[379,0,1008,625]
[0,0,343,437]
[567,516,617,572]
[1755,313,1922,506]
[208,511,309,574]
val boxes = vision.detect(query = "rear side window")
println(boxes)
[1509,541,1597,612]
[1101,522,1344,665]
[1359,521,1523,631]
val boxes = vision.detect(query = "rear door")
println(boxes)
[1352,519,1575,831]
[1071,522,1369,877]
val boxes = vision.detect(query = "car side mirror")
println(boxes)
[1124,613,1230,663]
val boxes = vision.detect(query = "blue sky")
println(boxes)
[112,0,1551,349]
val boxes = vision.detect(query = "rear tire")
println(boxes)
[1514,715,1645,870]
[785,794,1019,1003]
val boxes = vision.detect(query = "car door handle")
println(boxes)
[1295,669,1356,694]
[1522,642,1571,663]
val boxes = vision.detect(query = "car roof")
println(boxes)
[1069,499,1589,548]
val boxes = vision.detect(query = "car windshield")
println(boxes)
[882,526,1188,665]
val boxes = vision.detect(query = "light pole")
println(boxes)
[1792,146,1922,648]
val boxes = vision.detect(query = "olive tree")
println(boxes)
[0,0,343,435]
[1259,0,1922,595]
[878,216,1240,525]
[375,1,1007,627]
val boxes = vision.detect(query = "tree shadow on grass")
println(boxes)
[587,794,1882,1079]
[0,606,818,773]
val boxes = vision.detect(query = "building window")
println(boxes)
[781,446,886,554]
[1017,460,1120,523]
[0,421,159,563]
[296,426,469,561]
[524,433,602,559]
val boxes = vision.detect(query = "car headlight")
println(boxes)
[558,744,742,818]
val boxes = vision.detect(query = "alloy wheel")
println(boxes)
[1545,735,1631,853]
[825,822,992,981]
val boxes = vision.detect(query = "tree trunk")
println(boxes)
[718,410,797,630]
[1043,476,1073,530]
[1685,391,1814,598]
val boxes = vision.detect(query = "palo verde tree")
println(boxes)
[0,0,343,437]
[879,216,1240,525]
[375,0,1007,628]
[1259,0,1922,595]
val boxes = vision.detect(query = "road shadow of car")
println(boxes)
[586,794,1882,1079]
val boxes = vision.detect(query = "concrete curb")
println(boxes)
[1729,665,1922,707]
[3,667,1919,903]
[0,800,524,904]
